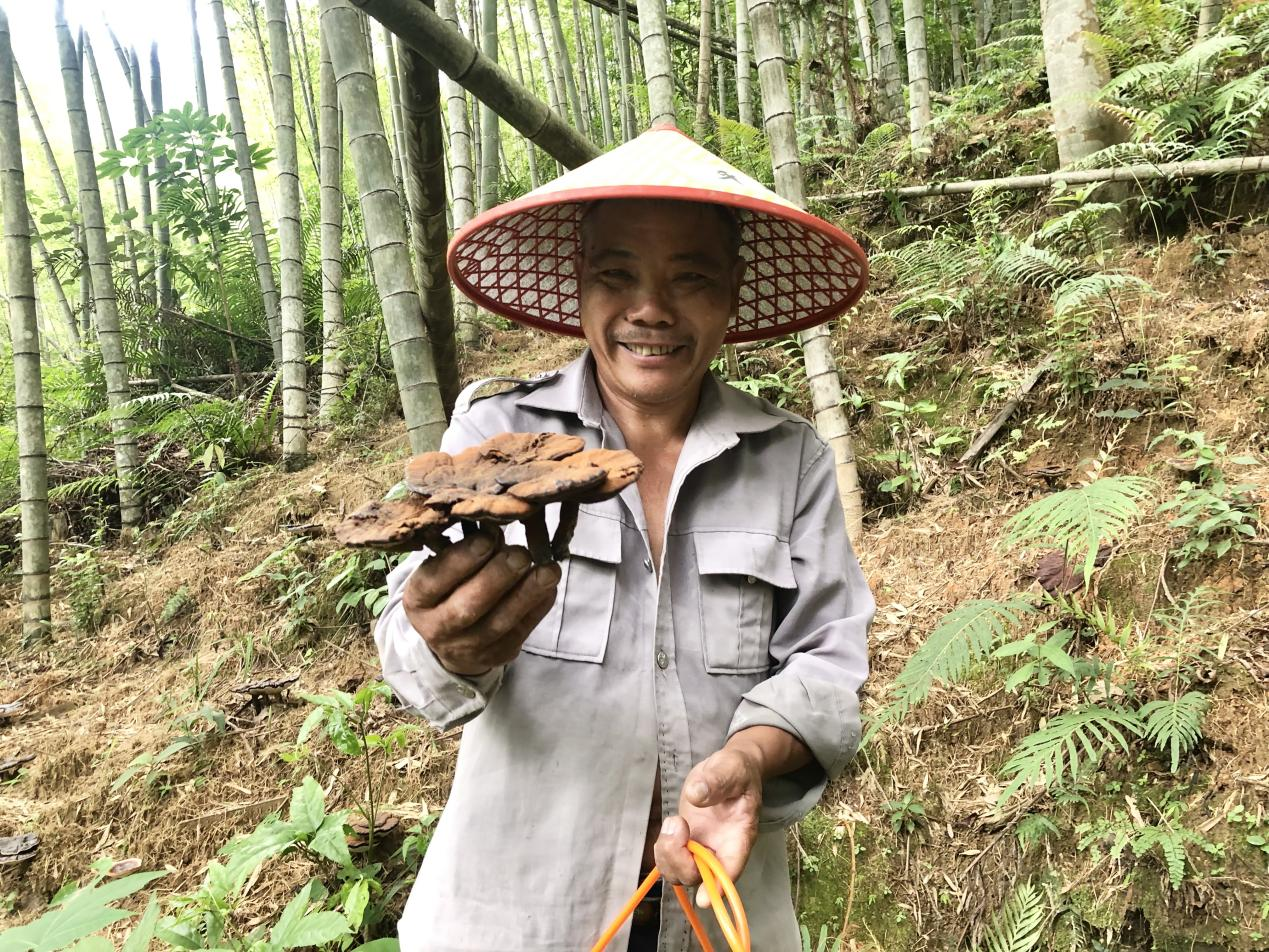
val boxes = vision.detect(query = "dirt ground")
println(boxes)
[1,232,1267,948]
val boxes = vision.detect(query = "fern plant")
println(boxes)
[973,881,1046,952]
[867,598,1035,737]
[1140,691,1209,772]
[998,705,1145,804]
[1004,475,1156,581]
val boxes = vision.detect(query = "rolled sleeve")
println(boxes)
[726,440,873,829]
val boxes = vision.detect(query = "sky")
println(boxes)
[7,0,259,163]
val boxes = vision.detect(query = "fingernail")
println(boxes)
[506,549,530,572]
[660,817,675,836]
[688,780,709,802]
[470,535,494,557]
[533,564,560,588]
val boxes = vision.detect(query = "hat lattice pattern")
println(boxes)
[451,202,866,343]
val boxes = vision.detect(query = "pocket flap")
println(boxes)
[565,507,623,564]
[693,531,796,589]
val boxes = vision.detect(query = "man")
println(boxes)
[375,126,872,951]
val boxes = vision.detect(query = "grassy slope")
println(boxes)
[0,235,1266,949]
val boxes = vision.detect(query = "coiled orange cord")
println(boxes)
[589,841,751,952]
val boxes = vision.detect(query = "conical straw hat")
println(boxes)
[447,125,868,343]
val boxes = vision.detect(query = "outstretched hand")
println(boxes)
[653,747,762,908]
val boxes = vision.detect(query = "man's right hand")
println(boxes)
[402,531,561,676]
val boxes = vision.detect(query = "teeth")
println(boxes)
[626,344,677,356]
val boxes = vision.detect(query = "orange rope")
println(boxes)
[589,841,751,952]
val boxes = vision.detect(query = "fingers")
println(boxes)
[403,530,502,611]
[653,815,700,887]
[683,750,752,808]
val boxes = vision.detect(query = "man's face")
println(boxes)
[576,199,744,417]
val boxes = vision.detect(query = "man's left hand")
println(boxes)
[653,746,762,908]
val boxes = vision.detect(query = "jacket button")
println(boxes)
[655,649,669,670]
[746,575,756,584]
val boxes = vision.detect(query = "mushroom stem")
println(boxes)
[523,510,554,565]
[551,501,580,561]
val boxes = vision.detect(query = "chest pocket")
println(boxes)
[694,531,797,675]
[521,509,622,663]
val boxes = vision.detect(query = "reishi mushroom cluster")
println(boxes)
[336,432,643,563]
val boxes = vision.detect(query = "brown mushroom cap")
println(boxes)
[335,497,449,550]
[232,673,302,696]
[337,431,643,559]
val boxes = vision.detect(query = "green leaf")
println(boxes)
[269,881,351,950]
[0,871,164,952]
[119,895,161,952]
[974,881,1045,952]
[344,879,371,929]
[349,942,400,952]
[1005,476,1155,580]
[1140,692,1208,772]
[998,705,1144,805]
[869,599,1035,736]
[219,816,300,886]
[290,777,327,835]
[308,812,353,868]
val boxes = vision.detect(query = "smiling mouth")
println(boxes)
[619,343,683,357]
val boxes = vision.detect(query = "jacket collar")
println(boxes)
[516,349,789,439]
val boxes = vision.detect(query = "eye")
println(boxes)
[597,268,633,284]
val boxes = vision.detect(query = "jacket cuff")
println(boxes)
[727,671,862,830]
[377,609,504,732]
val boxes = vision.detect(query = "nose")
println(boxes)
[625,281,675,327]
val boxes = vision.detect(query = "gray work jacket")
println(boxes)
[375,352,873,952]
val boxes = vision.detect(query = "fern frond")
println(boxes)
[1174,33,1248,73]
[975,881,1046,952]
[870,599,1035,733]
[1004,476,1155,579]
[1097,101,1165,139]
[1066,140,1192,170]
[998,705,1144,804]
[1131,826,1191,889]
[993,243,1087,290]
[48,472,118,503]
[1051,273,1153,323]
[1139,691,1209,772]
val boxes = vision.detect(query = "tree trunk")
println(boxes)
[503,0,542,185]
[125,51,157,304]
[715,0,728,116]
[382,26,412,220]
[189,0,223,212]
[1040,0,1115,166]
[746,0,864,540]
[694,0,715,141]
[902,0,931,156]
[851,0,875,81]
[84,38,142,302]
[322,0,448,452]
[289,2,322,166]
[636,0,676,125]
[870,0,904,123]
[13,60,91,329]
[354,0,601,168]
[149,44,175,388]
[617,0,637,136]
[399,11,461,414]
[265,0,309,469]
[1197,0,1222,38]
[1,9,51,642]
[545,0,585,126]
[29,218,80,347]
[734,0,753,124]
[210,0,284,363]
[972,0,992,47]
[591,5,616,144]
[318,31,346,421]
[54,0,141,532]
[248,0,276,102]
[522,0,565,119]
[947,0,966,86]
[436,0,481,346]
[479,0,502,210]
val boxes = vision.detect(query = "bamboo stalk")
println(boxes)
[398,8,461,414]
[590,4,615,146]
[1,8,51,642]
[28,217,80,347]
[318,31,346,421]
[352,0,601,169]
[635,0,676,126]
[503,0,541,184]
[210,0,284,363]
[54,0,141,532]
[265,0,310,468]
[323,0,448,452]
[813,155,1269,202]
[616,0,636,138]
[578,0,737,59]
